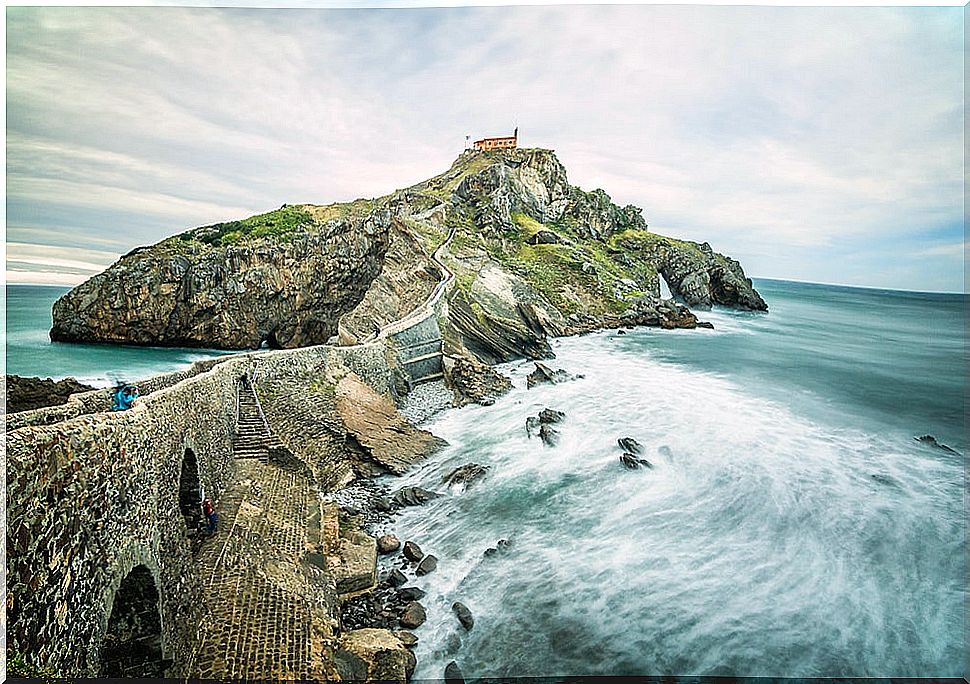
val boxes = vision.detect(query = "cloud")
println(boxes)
[5,5,964,291]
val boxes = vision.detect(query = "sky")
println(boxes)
[4,4,965,292]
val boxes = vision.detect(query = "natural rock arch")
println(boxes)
[99,564,167,678]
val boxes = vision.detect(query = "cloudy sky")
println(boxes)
[5,4,964,291]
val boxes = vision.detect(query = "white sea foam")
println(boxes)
[391,330,965,678]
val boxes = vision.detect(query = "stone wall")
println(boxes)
[5,287,452,676]
[6,356,247,675]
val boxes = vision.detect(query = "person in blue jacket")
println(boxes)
[112,384,139,411]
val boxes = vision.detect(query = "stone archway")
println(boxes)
[99,564,166,677]
[179,448,202,533]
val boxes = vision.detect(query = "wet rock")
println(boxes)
[392,486,441,508]
[526,416,541,437]
[444,660,465,684]
[394,630,419,649]
[483,539,513,558]
[616,329,626,335]
[335,628,417,682]
[539,408,565,424]
[697,321,715,329]
[416,554,438,576]
[617,437,644,454]
[399,601,427,629]
[377,534,401,554]
[442,463,490,489]
[526,362,571,388]
[383,569,407,588]
[915,434,959,454]
[402,541,424,563]
[539,423,560,447]
[445,355,513,407]
[397,586,427,602]
[452,602,474,630]
[620,453,653,470]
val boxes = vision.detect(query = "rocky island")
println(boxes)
[50,148,765,358]
[9,148,766,681]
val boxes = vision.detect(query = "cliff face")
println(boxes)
[51,205,391,349]
[50,148,765,355]
[393,148,766,362]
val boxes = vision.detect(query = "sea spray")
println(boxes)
[387,281,965,678]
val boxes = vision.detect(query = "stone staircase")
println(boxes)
[233,377,270,462]
[391,314,444,386]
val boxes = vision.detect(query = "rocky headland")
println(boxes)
[50,148,765,361]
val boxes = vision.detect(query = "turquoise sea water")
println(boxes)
[4,284,231,386]
[387,278,966,678]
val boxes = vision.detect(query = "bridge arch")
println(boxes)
[178,445,203,534]
[97,547,169,678]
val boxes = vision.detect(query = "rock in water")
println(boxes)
[527,362,572,388]
[50,205,392,349]
[539,424,560,447]
[526,416,541,437]
[444,661,465,684]
[539,408,565,424]
[396,586,426,602]
[402,541,424,563]
[399,602,427,629]
[377,534,401,554]
[442,463,490,489]
[416,555,438,576]
[452,602,474,630]
[445,356,513,407]
[392,487,441,508]
[915,434,959,454]
[620,453,653,470]
[383,569,407,588]
[618,437,644,454]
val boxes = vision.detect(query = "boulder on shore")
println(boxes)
[399,602,427,629]
[392,487,441,508]
[335,628,416,682]
[5,375,96,414]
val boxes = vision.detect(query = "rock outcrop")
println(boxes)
[334,373,447,475]
[51,204,391,349]
[50,147,765,355]
[5,375,96,414]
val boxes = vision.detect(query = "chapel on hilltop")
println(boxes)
[473,128,518,151]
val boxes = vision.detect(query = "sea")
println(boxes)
[5,279,967,677]
[4,284,232,386]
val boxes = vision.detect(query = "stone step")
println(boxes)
[413,371,444,384]
[402,351,443,365]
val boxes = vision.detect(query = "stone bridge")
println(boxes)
[5,234,456,678]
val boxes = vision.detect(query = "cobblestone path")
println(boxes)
[184,381,336,680]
